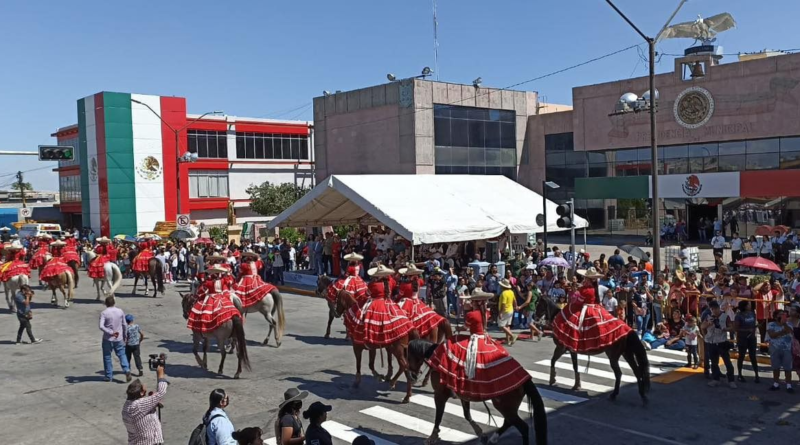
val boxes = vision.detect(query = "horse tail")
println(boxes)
[523,379,548,445]
[71,262,79,287]
[272,289,286,342]
[627,331,650,394]
[109,263,123,297]
[231,294,244,315]
[439,317,453,342]
[232,316,250,371]
[154,260,165,294]
[65,271,75,302]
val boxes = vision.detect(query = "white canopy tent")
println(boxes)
[268,175,588,245]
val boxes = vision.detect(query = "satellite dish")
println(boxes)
[642,89,659,102]
[620,93,638,105]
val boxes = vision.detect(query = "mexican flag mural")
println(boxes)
[77,92,184,237]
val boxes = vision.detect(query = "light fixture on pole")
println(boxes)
[386,73,397,82]
[472,77,482,89]
[604,0,688,276]
[130,98,224,216]
[420,67,433,78]
[542,180,560,255]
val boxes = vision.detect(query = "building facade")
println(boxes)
[53,92,313,236]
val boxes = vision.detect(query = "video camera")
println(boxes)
[148,353,167,371]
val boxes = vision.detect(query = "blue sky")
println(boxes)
[1,0,797,190]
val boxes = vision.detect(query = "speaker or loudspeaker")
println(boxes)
[485,241,498,264]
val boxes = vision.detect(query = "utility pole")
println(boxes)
[570,197,577,276]
[16,171,28,222]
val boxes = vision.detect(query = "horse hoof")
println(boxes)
[401,397,410,404]
[234,374,240,379]
[324,333,330,339]
[262,339,269,346]
[609,393,618,401]
[571,385,581,391]
[641,395,649,406]
[275,341,281,348]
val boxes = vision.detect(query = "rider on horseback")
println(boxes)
[132,235,156,275]
[327,252,368,307]
[59,233,82,265]
[187,265,241,333]
[397,263,445,339]
[88,237,113,279]
[205,254,235,289]
[235,251,276,309]
[40,240,74,281]
[1,241,30,282]
[350,264,413,346]
[29,233,52,270]
[551,267,633,353]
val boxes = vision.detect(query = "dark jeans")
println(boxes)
[126,344,143,372]
[707,341,734,382]
[177,260,186,280]
[322,254,332,275]
[736,333,759,378]
[686,344,699,367]
[16,315,35,343]
[274,267,284,285]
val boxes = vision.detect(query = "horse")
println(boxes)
[85,250,123,300]
[407,339,548,445]
[132,258,164,298]
[180,292,251,379]
[3,274,29,312]
[538,296,650,404]
[316,274,342,339]
[231,287,286,346]
[335,288,415,403]
[41,256,75,308]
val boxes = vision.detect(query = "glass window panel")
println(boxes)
[209,175,218,197]
[272,138,282,159]
[209,134,220,158]
[661,145,688,159]
[435,165,450,174]
[488,109,501,121]
[703,157,718,172]
[688,143,718,157]
[614,149,638,162]
[254,135,264,159]
[469,108,488,120]
[747,139,779,154]
[689,157,704,173]
[719,155,746,172]
[502,166,516,180]
[451,147,468,166]
[719,141,746,155]
[433,104,450,118]
[245,133,255,159]
[663,157,688,174]
[586,151,608,163]
[188,134,198,156]
[290,138,300,159]
[283,139,293,159]
[468,147,485,166]
[468,165,486,175]
[499,110,515,122]
[236,135,245,158]
[500,122,515,148]
[485,121,501,147]
[197,135,208,158]
[485,166,502,175]
[189,175,199,198]
[485,149,501,166]
[500,149,517,166]
[435,146,452,165]
[746,152,779,170]
[451,107,470,119]
[451,120,469,147]
[546,152,565,166]
[468,120,485,148]
[636,147,652,161]
[219,174,229,197]
[589,163,608,177]
[434,117,451,146]
[299,138,309,160]
[264,137,274,159]
[198,175,209,197]
[451,165,469,174]
[780,150,800,169]
[638,162,652,176]
[218,134,227,158]
[545,133,574,151]
[781,137,800,152]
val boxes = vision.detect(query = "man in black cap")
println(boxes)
[303,401,333,445]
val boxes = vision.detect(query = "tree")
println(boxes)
[247,181,312,216]
[11,182,33,191]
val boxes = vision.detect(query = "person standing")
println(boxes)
[710,231,726,266]
[203,388,237,445]
[733,300,760,383]
[14,285,42,344]
[314,235,325,276]
[303,401,333,445]
[275,388,307,445]
[701,301,736,389]
[99,296,131,382]
[122,364,169,445]
[322,233,334,276]
[498,279,518,345]
[125,314,145,377]
[730,232,743,269]
[698,218,707,243]
[767,309,794,393]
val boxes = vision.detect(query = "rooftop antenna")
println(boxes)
[432,0,440,81]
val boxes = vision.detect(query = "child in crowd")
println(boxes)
[682,315,699,369]
[125,314,145,377]
[548,281,566,302]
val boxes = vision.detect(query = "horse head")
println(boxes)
[536,296,560,323]
[407,339,438,381]
[316,274,332,298]
[85,249,96,261]
[178,292,194,320]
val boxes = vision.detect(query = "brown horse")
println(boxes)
[180,292,250,378]
[41,256,75,308]
[132,258,164,298]
[335,289,415,403]
[407,339,548,445]
[538,297,650,404]
[315,275,341,339]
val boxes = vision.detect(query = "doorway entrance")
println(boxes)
[687,204,718,241]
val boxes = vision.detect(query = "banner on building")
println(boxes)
[510,233,528,253]
[652,172,740,199]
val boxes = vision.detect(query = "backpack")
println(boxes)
[188,414,223,445]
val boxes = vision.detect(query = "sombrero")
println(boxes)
[96,236,111,243]
[576,267,603,279]
[460,290,495,300]
[51,240,66,247]
[499,278,513,289]
[241,251,259,259]
[674,270,686,282]
[343,252,364,262]
[206,265,229,275]
[206,255,226,262]
[398,263,424,276]
[368,264,395,278]
[40,233,53,239]
[62,232,74,237]
[0,227,9,232]
[279,387,309,408]
[9,241,22,250]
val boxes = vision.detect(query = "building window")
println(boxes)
[234,133,309,160]
[545,133,574,151]
[57,136,80,168]
[188,170,229,198]
[433,104,517,180]
[188,130,228,159]
[59,175,81,202]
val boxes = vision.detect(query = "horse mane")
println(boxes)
[408,339,438,360]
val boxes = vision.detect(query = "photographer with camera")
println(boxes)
[122,358,169,445]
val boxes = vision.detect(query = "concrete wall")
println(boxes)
[572,52,800,151]
[227,163,313,201]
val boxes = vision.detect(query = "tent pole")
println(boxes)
[412,244,415,264]
[584,226,587,251]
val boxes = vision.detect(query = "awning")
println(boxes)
[268,175,588,245]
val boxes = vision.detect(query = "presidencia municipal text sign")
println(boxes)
[650,172,740,199]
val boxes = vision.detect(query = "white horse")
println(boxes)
[231,287,286,347]
[4,274,30,312]
[84,250,123,300]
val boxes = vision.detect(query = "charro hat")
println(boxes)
[206,265,228,275]
[96,236,111,243]
[0,227,9,231]
[8,240,22,250]
[460,289,495,300]
[368,264,395,278]
[279,387,308,408]
[50,240,66,247]
[576,267,603,279]
[674,270,686,282]
[398,263,424,276]
[40,233,53,239]
[343,252,364,262]
[241,251,259,259]
[499,278,513,289]
[62,232,74,237]
[206,254,226,262]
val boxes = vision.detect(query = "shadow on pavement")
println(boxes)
[284,333,349,347]
[65,371,112,384]
[161,363,236,380]
[285,369,422,406]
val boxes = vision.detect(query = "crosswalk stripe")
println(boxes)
[361,405,477,443]
[649,348,691,357]
[568,354,673,375]
[264,438,276,445]
[534,386,588,404]
[410,394,506,426]
[324,420,398,445]
[644,352,687,365]
[526,369,613,393]
[537,360,638,383]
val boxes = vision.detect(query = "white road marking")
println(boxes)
[263,420,397,445]
[567,354,672,375]
[361,405,477,443]
[534,386,588,404]
[410,394,506,426]
[526,369,613,393]
[537,360,638,383]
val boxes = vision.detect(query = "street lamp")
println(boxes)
[130,98,224,216]
[604,0,687,276]
[542,180,560,254]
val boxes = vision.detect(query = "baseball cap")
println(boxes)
[302,401,332,419]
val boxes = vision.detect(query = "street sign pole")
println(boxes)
[570,198,576,276]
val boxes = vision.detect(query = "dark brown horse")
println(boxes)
[335,288,415,403]
[538,297,650,404]
[316,275,342,339]
[407,339,548,445]
[132,258,164,298]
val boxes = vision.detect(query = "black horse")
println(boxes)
[538,293,650,404]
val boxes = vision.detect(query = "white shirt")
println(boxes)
[711,236,726,249]
[730,238,742,251]
[602,295,618,315]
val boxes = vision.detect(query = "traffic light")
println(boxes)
[556,202,573,228]
[38,145,74,161]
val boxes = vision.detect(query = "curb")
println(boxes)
[277,285,317,297]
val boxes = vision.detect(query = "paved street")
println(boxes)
[2,275,799,445]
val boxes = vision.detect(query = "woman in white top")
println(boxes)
[762,236,773,259]
[730,233,743,264]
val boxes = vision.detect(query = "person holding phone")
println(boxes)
[701,300,736,389]
[767,309,794,393]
